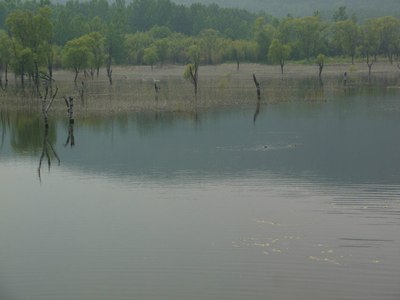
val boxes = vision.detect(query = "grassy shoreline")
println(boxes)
[1,62,399,116]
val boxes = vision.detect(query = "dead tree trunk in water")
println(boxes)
[64,96,75,147]
[253,74,261,98]
[64,96,74,124]
[252,74,261,124]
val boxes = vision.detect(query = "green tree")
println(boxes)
[167,33,192,64]
[375,16,400,63]
[230,40,246,71]
[143,46,159,70]
[124,32,152,64]
[6,7,54,89]
[86,31,106,77]
[104,1,126,84]
[333,19,361,64]
[199,28,220,64]
[62,35,93,82]
[333,6,348,22]
[293,16,325,60]
[253,17,276,61]
[268,38,291,75]
[361,19,380,76]
[0,30,12,89]
[153,38,170,65]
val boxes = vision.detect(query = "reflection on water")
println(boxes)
[38,123,60,180]
[1,87,400,300]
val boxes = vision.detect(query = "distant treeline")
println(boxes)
[0,0,399,86]
[171,0,400,20]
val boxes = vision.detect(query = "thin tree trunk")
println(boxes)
[318,64,323,79]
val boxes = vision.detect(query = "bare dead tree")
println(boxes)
[39,84,58,128]
[64,96,75,148]
[64,96,74,123]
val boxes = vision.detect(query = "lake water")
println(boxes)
[1,87,400,300]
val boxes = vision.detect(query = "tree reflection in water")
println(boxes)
[38,123,60,181]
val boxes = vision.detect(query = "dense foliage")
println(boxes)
[0,0,399,85]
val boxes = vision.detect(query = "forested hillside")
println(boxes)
[172,0,400,20]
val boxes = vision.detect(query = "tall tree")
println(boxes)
[86,31,106,77]
[104,0,126,84]
[361,19,380,76]
[375,16,400,63]
[253,17,275,62]
[62,35,93,82]
[143,46,159,70]
[292,16,325,60]
[0,29,12,89]
[6,7,54,89]
[268,38,291,75]
[333,19,361,64]
[199,28,220,64]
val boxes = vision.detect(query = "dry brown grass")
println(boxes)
[1,62,399,116]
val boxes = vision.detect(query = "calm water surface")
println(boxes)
[1,89,400,300]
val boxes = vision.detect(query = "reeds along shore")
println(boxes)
[1,62,399,115]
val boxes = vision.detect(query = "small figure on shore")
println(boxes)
[343,72,347,86]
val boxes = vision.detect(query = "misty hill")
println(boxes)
[171,0,400,19]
